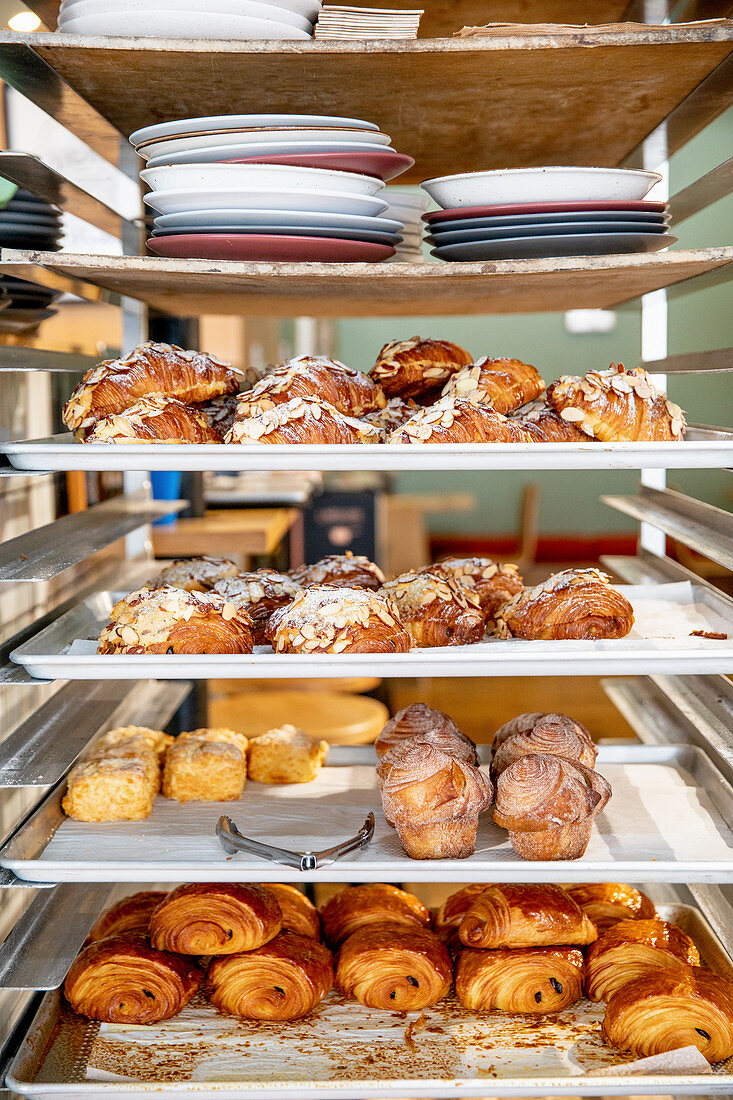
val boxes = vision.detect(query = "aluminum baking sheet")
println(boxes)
[9,581,733,680]
[2,745,733,884]
[7,904,733,1098]
[2,428,732,472]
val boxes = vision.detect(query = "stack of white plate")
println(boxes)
[315,5,422,39]
[132,114,415,261]
[420,167,675,261]
[56,0,321,38]
[381,189,429,262]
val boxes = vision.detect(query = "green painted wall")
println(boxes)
[335,109,733,537]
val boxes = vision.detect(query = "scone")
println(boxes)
[62,756,157,821]
[162,735,247,802]
[95,725,173,763]
[248,725,329,784]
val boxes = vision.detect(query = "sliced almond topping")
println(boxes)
[559,407,586,423]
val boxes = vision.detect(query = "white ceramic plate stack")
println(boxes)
[56,0,321,38]
[380,188,429,262]
[131,114,417,261]
[315,5,422,39]
[420,167,676,261]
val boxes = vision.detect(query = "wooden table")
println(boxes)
[151,507,298,560]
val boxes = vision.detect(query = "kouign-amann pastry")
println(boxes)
[207,930,333,1021]
[64,935,202,1024]
[442,356,545,414]
[493,711,591,751]
[336,921,452,1010]
[247,724,328,785]
[389,394,533,444]
[85,395,220,444]
[86,891,168,944]
[236,355,385,418]
[150,883,282,955]
[456,946,585,1014]
[493,753,612,861]
[497,568,634,640]
[97,585,255,655]
[151,556,240,593]
[62,341,243,438]
[213,569,302,644]
[374,702,476,762]
[362,396,419,440]
[95,725,173,762]
[565,883,656,931]
[458,884,597,950]
[267,585,411,654]
[267,884,321,940]
[162,732,248,802]
[546,363,686,442]
[602,967,733,1063]
[62,755,157,822]
[431,556,523,626]
[491,718,598,778]
[585,917,700,1002]
[289,551,385,591]
[511,398,592,442]
[381,569,485,647]
[320,883,431,947]
[379,741,493,859]
[227,396,380,445]
[369,337,473,399]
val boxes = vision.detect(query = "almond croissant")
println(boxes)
[85,395,220,444]
[227,396,380,445]
[236,354,385,418]
[441,356,545,413]
[369,336,472,399]
[546,363,686,442]
[381,569,485,647]
[496,568,634,640]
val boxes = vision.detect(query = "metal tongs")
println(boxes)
[216,812,375,871]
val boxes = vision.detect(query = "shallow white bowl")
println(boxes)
[143,187,390,217]
[62,0,320,16]
[131,115,378,146]
[421,167,663,209]
[137,128,391,160]
[143,140,396,168]
[141,163,385,196]
[60,9,312,36]
[59,0,312,28]
[155,208,404,233]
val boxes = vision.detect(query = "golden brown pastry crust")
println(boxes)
[389,395,534,444]
[237,355,385,418]
[95,725,173,762]
[213,569,302,645]
[602,966,733,1063]
[63,341,243,438]
[207,930,333,1021]
[162,735,247,802]
[456,946,584,1014]
[335,921,452,1010]
[442,356,545,414]
[268,584,411,654]
[546,363,686,442]
[152,556,240,593]
[374,702,477,762]
[510,398,592,442]
[62,755,157,822]
[497,568,634,640]
[433,884,487,946]
[369,337,473,399]
[565,883,656,931]
[267,884,321,940]
[85,396,220,444]
[150,884,282,955]
[431,556,524,627]
[247,724,328,784]
[380,569,485,647]
[86,891,168,944]
[97,585,255,655]
[458,884,597,949]
[493,753,612,861]
[491,719,598,778]
[493,711,591,751]
[289,551,385,591]
[227,396,380,445]
[64,934,202,1024]
[320,884,431,947]
[363,396,419,440]
[585,917,700,1002]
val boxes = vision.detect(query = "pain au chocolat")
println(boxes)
[585,917,700,1002]
[456,946,584,1015]
[320,884,431,948]
[565,883,656,931]
[336,921,452,1011]
[86,890,167,944]
[457,884,598,950]
[150,883,282,955]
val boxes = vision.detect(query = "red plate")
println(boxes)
[220,149,414,181]
[423,200,669,223]
[147,233,396,262]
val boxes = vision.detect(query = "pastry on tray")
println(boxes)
[267,884,321,940]
[62,753,158,822]
[162,729,248,802]
[207,929,334,1021]
[457,884,598,950]
[602,967,733,1063]
[564,883,656,930]
[496,568,635,640]
[546,363,686,442]
[213,569,302,644]
[430,556,523,628]
[319,883,431,947]
[510,398,593,442]
[368,336,473,400]
[335,921,452,1010]
[585,917,700,1002]
[236,355,386,418]
[150,884,282,955]
[289,551,385,591]
[493,711,591,751]
[64,934,202,1024]
[247,724,328,785]
[380,568,485,647]
[97,585,255,654]
[226,396,380,445]
[85,395,221,444]
[151,556,240,593]
[62,341,243,440]
[490,717,598,777]
[86,890,167,944]
[374,702,477,763]
[455,946,584,1014]
[362,395,419,440]
[94,724,173,763]
[442,356,546,414]
[267,584,411,654]
[493,753,612,860]
[389,394,533,444]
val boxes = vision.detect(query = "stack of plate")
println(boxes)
[420,167,675,261]
[315,5,422,39]
[133,114,415,261]
[56,0,320,38]
[0,186,63,332]
[381,189,428,262]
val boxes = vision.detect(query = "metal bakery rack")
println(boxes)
[0,1,733,1096]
